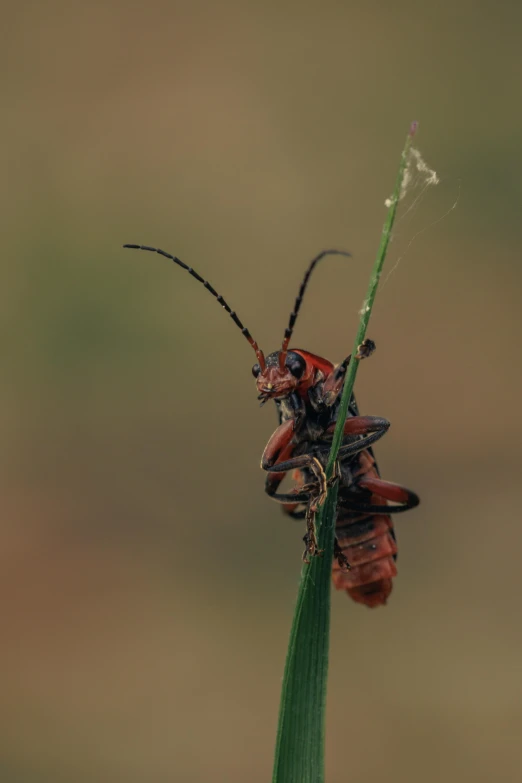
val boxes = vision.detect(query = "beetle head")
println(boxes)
[252,350,307,404]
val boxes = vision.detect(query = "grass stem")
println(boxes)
[272,122,418,783]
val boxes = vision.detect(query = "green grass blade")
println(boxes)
[272,122,418,783]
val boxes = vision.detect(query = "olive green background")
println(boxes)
[2,1,522,781]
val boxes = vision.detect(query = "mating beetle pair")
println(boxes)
[124,244,419,607]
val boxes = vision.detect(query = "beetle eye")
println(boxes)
[287,356,305,379]
[252,363,261,378]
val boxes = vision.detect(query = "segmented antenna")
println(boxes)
[124,244,266,370]
[279,249,351,370]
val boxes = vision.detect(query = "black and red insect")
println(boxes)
[124,243,419,608]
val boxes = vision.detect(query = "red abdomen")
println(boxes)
[332,451,397,608]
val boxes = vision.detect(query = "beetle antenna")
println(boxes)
[124,244,266,371]
[279,249,351,370]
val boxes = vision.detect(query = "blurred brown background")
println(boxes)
[2,1,522,781]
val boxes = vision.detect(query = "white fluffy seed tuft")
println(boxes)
[384,146,439,206]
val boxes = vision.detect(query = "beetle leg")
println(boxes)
[262,419,328,508]
[311,416,390,461]
[334,537,351,571]
[299,458,341,506]
[282,468,307,517]
[261,418,295,470]
[262,418,298,502]
[302,504,324,563]
[358,477,420,507]
[265,458,329,513]
[325,415,390,439]
[355,338,376,360]
[284,507,307,519]
[301,461,344,562]
[306,458,328,510]
[264,420,388,475]
[341,477,420,514]
[318,339,376,407]
[265,488,310,504]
